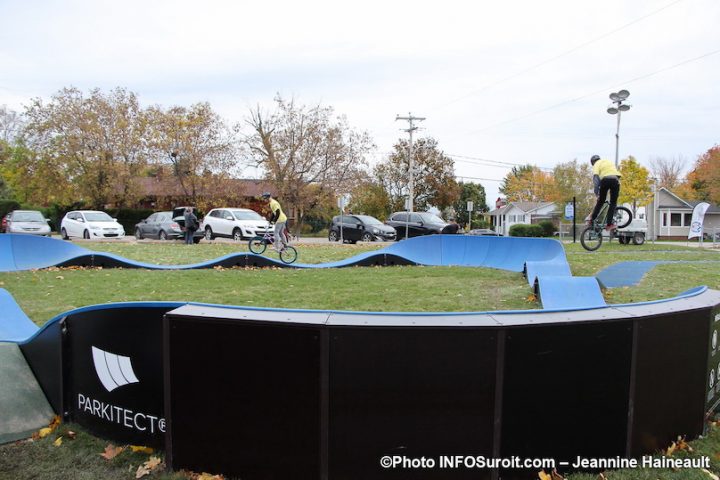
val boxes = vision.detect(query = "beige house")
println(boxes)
[647,188,720,240]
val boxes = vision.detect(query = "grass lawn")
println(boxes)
[1,238,719,479]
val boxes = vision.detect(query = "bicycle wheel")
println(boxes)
[613,206,633,229]
[279,246,298,264]
[580,226,603,251]
[248,237,267,254]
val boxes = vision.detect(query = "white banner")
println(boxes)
[688,202,711,239]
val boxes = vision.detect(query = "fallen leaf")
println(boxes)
[53,436,62,447]
[55,275,64,280]
[130,445,154,454]
[37,427,52,439]
[538,471,552,480]
[135,465,151,479]
[666,441,677,456]
[197,473,225,480]
[100,444,125,460]
[598,474,608,480]
[702,469,719,480]
[66,430,77,440]
[550,469,565,480]
[136,456,163,478]
[145,456,162,470]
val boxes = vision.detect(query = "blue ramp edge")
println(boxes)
[536,276,607,310]
[0,289,40,342]
[1,234,604,310]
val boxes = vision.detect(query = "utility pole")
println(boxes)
[395,113,426,214]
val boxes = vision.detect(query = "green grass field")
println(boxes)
[1,239,719,479]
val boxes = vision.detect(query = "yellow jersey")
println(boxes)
[592,159,621,179]
[269,198,287,223]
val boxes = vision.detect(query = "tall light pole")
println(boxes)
[607,90,631,168]
[395,113,425,213]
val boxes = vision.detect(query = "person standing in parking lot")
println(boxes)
[183,207,198,245]
[262,192,288,252]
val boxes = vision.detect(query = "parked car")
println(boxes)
[60,210,125,240]
[134,210,197,242]
[4,210,52,236]
[201,208,271,241]
[1,214,9,233]
[385,212,449,240]
[468,228,501,236]
[328,214,397,243]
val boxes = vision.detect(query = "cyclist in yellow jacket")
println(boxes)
[262,192,289,252]
[588,155,622,231]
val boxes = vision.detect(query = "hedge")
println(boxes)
[508,223,545,237]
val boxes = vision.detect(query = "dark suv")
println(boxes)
[385,212,448,240]
[328,215,396,243]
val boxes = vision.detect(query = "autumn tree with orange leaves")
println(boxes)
[681,145,720,204]
[499,165,558,203]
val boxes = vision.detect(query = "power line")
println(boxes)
[467,47,720,134]
[449,154,554,171]
[455,175,504,183]
[431,0,686,112]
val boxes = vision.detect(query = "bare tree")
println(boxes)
[649,156,686,191]
[0,105,23,143]
[147,102,239,210]
[244,95,373,228]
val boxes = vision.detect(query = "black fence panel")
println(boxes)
[165,316,322,480]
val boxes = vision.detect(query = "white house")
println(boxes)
[487,201,557,236]
[647,187,720,240]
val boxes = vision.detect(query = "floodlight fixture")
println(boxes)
[606,89,632,168]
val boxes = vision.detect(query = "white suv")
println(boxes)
[201,208,271,241]
[60,210,125,240]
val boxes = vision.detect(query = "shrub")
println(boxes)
[0,199,20,219]
[509,223,544,237]
[537,220,555,237]
[106,208,156,233]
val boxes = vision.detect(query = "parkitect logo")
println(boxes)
[92,346,140,392]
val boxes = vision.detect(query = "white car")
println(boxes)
[60,210,125,240]
[5,210,52,236]
[201,208,271,241]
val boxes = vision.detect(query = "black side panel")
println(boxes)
[166,317,321,480]
[64,306,173,448]
[329,327,497,480]
[631,310,710,454]
[20,322,63,414]
[501,321,633,469]
[55,254,97,268]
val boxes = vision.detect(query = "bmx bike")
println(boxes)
[248,227,298,264]
[580,202,633,252]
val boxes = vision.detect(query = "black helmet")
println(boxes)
[261,192,271,199]
[590,155,601,165]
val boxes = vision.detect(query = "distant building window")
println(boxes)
[671,213,682,226]
[684,213,692,225]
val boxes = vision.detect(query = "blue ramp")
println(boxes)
[535,276,607,310]
[0,289,39,342]
[0,234,605,310]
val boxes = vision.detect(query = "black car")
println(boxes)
[385,212,448,240]
[328,215,396,243]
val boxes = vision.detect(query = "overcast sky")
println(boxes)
[1,0,718,208]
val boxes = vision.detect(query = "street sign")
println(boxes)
[467,201,474,212]
[564,203,574,220]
